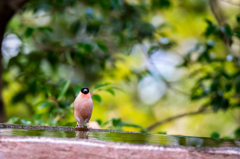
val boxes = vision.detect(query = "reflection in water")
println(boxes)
[75,131,88,139]
[1,124,240,148]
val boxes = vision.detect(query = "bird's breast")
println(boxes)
[74,97,93,120]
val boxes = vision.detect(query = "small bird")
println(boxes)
[74,87,93,128]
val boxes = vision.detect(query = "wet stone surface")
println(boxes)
[1,123,240,159]
[0,123,239,148]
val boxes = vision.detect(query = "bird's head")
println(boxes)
[81,87,89,94]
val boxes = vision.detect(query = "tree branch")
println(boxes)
[209,0,233,47]
[146,107,210,131]
[219,0,240,6]
[209,0,225,27]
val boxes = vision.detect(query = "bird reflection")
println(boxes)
[75,130,88,139]
[75,121,101,139]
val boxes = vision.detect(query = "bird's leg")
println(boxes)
[76,122,83,128]
[75,121,80,128]
[85,124,90,136]
[76,121,85,128]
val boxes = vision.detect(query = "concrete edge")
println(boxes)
[1,135,240,156]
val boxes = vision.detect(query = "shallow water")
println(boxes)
[0,123,239,148]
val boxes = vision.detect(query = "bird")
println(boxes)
[74,87,93,128]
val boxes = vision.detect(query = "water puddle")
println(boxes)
[0,123,239,148]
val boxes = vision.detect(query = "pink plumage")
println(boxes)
[74,87,93,128]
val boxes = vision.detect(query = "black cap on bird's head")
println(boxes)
[81,87,89,94]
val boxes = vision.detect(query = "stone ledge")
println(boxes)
[1,136,240,159]
[0,123,138,133]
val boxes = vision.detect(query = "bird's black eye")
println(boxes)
[81,87,89,94]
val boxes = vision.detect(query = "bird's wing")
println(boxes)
[85,99,93,123]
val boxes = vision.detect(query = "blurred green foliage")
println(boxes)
[2,0,240,138]
[210,132,220,138]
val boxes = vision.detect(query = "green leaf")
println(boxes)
[222,136,233,139]
[106,88,115,96]
[148,46,159,55]
[7,117,19,124]
[95,119,102,126]
[97,42,109,55]
[66,52,74,65]
[86,21,100,34]
[11,90,27,104]
[20,119,32,125]
[234,128,240,140]
[223,23,233,39]
[112,119,146,132]
[152,0,171,9]
[140,129,148,133]
[70,20,81,34]
[57,80,71,101]
[211,132,220,138]
[93,83,111,90]
[221,98,229,111]
[236,77,240,93]
[158,132,167,134]
[38,27,53,34]
[92,94,102,104]
[225,83,232,92]
[34,114,42,120]
[53,108,65,114]
[210,80,220,92]
[25,27,34,37]
[237,14,240,23]
[110,87,124,92]
[120,123,143,129]
[38,102,55,110]
[205,20,217,37]
[112,118,121,127]
[77,43,93,52]
[234,28,240,39]
[102,121,110,127]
